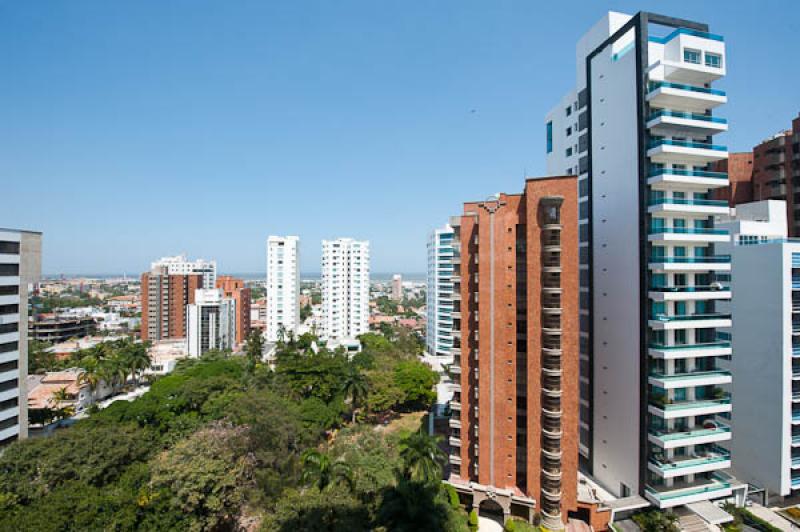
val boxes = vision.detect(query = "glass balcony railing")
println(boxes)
[649,284,730,293]
[649,369,731,382]
[792,456,800,467]
[649,447,730,471]
[647,81,726,97]
[648,110,727,124]
[648,28,725,44]
[646,474,731,502]
[647,139,728,151]
[649,227,728,236]
[652,397,731,411]
[650,423,731,442]
[651,313,731,322]
[648,197,729,207]
[793,346,800,357]
[793,477,800,488]
[648,255,731,264]
[649,341,731,351]
[648,168,728,180]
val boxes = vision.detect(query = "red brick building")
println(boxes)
[447,176,579,529]
[710,152,754,205]
[141,268,202,342]
[215,276,251,346]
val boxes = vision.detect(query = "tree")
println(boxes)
[632,509,680,532]
[300,449,354,493]
[262,487,370,532]
[27,340,54,374]
[398,430,445,485]
[394,360,438,410]
[244,330,265,373]
[341,368,368,423]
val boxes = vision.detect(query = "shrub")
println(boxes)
[469,508,479,531]
[445,483,460,510]
[504,518,517,532]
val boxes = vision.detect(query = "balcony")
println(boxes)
[646,81,727,113]
[449,436,461,447]
[647,197,729,216]
[648,284,731,302]
[645,474,732,509]
[449,400,461,412]
[647,110,728,136]
[648,369,732,389]
[449,417,461,429]
[647,139,728,166]
[649,341,732,360]
[648,447,731,479]
[649,254,731,273]
[649,422,731,449]
[649,396,732,419]
[649,312,732,330]
[648,226,729,244]
[648,168,729,190]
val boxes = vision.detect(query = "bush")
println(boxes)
[445,483,460,510]
[469,508,479,531]
[631,509,679,532]
[504,518,517,532]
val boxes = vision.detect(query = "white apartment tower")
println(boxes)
[546,12,740,507]
[321,238,369,342]
[0,229,41,446]
[186,289,236,358]
[426,225,455,357]
[266,236,300,342]
[151,254,216,288]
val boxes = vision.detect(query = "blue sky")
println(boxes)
[2,1,797,275]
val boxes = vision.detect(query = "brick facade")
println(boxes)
[141,270,201,342]
[216,275,252,346]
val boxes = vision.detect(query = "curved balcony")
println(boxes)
[649,312,732,330]
[649,396,732,419]
[648,341,732,359]
[647,168,729,189]
[648,284,731,302]
[648,254,731,273]
[648,447,731,479]
[649,421,731,449]
[541,447,562,460]
[649,369,731,389]
[645,473,732,509]
[647,197,729,216]
[646,81,727,113]
[647,110,727,136]
[647,138,728,165]
[648,226,729,245]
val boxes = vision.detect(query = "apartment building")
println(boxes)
[186,289,236,358]
[426,225,456,358]
[266,236,300,342]
[215,275,251,346]
[0,229,41,446]
[141,266,202,342]
[446,177,579,529]
[391,274,403,301]
[151,254,216,289]
[545,11,740,508]
[710,153,755,206]
[321,238,369,342]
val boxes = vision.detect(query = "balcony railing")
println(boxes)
[649,284,730,293]
[648,227,728,236]
[647,81,726,97]
[648,139,727,151]
[648,198,729,208]
[650,422,731,442]
[648,168,728,180]
[652,396,731,411]
[649,369,731,382]
[651,312,731,322]
[649,447,730,471]
[649,255,731,264]
[649,341,731,351]
[648,28,724,44]
[645,474,731,502]
[648,110,727,124]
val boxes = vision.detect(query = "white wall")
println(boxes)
[266,236,300,342]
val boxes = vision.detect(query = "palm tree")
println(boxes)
[300,449,354,492]
[49,386,70,407]
[341,368,369,423]
[126,342,151,386]
[78,357,102,395]
[398,430,446,484]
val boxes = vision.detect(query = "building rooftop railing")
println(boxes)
[648,28,725,44]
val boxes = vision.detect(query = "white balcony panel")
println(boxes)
[647,203,730,216]
[647,115,728,137]
[449,418,461,429]
[649,458,731,480]
[649,261,731,273]
[649,401,732,420]
[651,59,725,85]
[646,86,726,113]
[648,372,732,389]
[0,254,20,264]
[0,277,20,287]
[649,317,732,330]
[648,290,731,302]
[648,232,729,245]
[649,345,732,360]
[649,427,732,450]
[648,174,729,190]
[647,144,728,165]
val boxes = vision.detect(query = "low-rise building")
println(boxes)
[27,369,112,417]
[29,315,96,343]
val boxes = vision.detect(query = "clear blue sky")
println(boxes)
[2,1,797,275]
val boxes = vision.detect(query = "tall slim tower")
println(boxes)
[266,236,300,342]
[321,238,370,342]
[545,12,736,507]
[426,225,455,357]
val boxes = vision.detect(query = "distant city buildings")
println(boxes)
[151,254,217,289]
[426,225,455,358]
[186,289,236,358]
[29,314,95,342]
[446,177,580,529]
[321,238,369,343]
[391,274,403,301]
[266,236,300,342]
[141,266,202,342]
[215,275,251,346]
[0,228,42,446]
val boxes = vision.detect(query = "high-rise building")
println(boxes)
[151,254,216,289]
[391,274,403,301]
[215,276,251,345]
[710,152,754,206]
[186,289,236,358]
[266,236,300,342]
[321,238,369,342]
[426,225,455,357]
[545,11,742,507]
[141,266,202,342]
[446,177,579,529]
[712,200,796,502]
[751,115,800,236]
[0,228,41,446]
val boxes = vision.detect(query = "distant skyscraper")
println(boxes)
[391,274,403,301]
[266,236,300,342]
[321,238,369,342]
[151,254,216,289]
[426,225,455,357]
[141,266,202,342]
[186,289,236,357]
[0,228,41,446]
[446,177,580,529]
[216,276,251,345]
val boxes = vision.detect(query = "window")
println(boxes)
[705,52,722,68]
[684,48,701,64]
[565,106,572,117]
[566,126,572,136]
[546,121,553,153]
[566,147,573,157]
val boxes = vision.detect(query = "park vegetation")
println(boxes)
[0,326,463,531]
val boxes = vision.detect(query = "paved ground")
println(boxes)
[477,515,503,532]
[750,504,799,532]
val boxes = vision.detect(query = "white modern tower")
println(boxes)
[266,236,300,342]
[546,12,737,507]
[0,229,41,446]
[151,254,216,289]
[716,201,799,501]
[186,289,236,358]
[321,238,369,342]
[426,224,455,357]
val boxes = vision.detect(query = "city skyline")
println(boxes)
[3,1,799,275]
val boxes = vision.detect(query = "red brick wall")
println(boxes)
[216,276,252,344]
[711,152,753,205]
